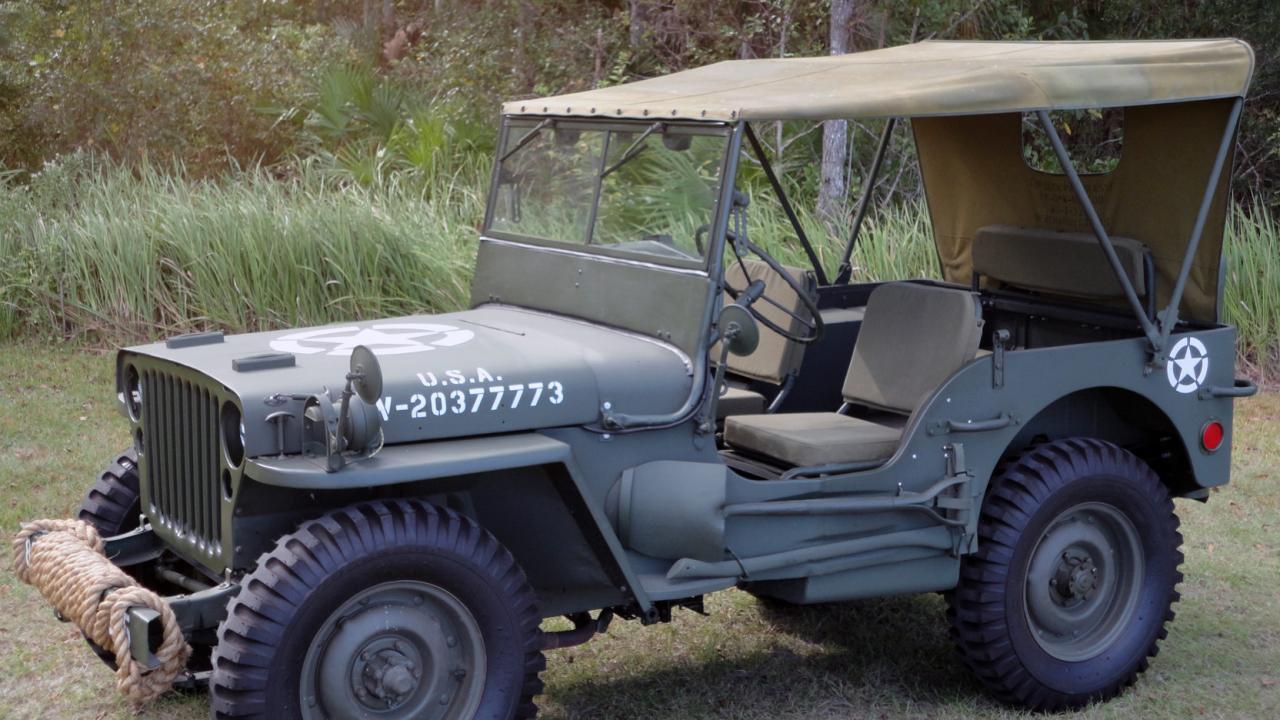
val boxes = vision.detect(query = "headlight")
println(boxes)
[124,365,142,421]
[221,402,245,466]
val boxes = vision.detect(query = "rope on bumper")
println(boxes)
[11,518,191,704]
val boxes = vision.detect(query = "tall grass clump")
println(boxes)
[745,190,939,282]
[1,152,1276,378]
[1223,202,1280,377]
[0,154,486,342]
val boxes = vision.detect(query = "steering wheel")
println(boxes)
[697,223,824,344]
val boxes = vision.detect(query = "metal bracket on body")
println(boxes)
[126,606,163,670]
[927,412,1016,436]
[941,443,975,554]
[265,410,293,459]
[1198,378,1258,399]
[991,328,1010,388]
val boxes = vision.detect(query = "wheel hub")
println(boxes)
[300,581,487,720]
[1052,551,1099,603]
[1023,502,1145,662]
[354,638,423,709]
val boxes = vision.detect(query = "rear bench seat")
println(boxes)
[973,225,1152,302]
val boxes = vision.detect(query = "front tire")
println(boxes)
[77,447,142,537]
[209,500,546,719]
[948,438,1183,711]
[77,448,144,668]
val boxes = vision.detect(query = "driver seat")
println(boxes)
[724,282,982,467]
[717,258,816,417]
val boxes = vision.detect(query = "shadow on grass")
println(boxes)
[546,593,999,720]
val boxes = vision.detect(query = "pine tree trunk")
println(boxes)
[818,0,855,225]
[629,0,646,49]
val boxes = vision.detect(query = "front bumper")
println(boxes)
[91,525,237,669]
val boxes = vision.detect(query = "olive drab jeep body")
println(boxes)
[27,39,1261,718]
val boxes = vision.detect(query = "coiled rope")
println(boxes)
[11,518,191,703]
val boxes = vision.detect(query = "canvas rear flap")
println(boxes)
[914,98,1236,324]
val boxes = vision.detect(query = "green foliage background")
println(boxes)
[0,0,1278,371]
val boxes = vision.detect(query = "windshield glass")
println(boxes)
[487,120,730,267]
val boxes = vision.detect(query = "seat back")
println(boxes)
[722,259,816,384]
[842,283,983,414]
[973,225,1151,300]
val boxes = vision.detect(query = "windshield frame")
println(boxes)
[483,116,736,273]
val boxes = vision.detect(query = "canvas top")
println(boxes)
[503,39,1254,122]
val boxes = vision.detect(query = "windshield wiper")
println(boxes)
[600,122,662,178]
[500,118,554,162]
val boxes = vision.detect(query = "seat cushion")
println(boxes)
[724,412,905,467]
[842,283,982,414]
[717,385,767,418]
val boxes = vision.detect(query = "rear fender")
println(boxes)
[898,328,1238,505]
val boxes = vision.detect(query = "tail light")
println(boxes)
[1200,420,1225,452]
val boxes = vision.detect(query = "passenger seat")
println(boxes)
[724,283,983,467]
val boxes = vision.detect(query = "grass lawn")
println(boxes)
[1,342,1277,719]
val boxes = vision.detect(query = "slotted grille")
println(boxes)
[140,369,223,560]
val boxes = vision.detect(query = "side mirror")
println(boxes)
[349,345,384,404]
[554,128,581,146]
[718,304,759,357]
[324,345,385,471]
[662,133,692,151]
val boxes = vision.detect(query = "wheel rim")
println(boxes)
[300,580,487,719]
[1022,501,1145,662]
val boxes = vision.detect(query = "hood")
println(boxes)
[119,305,695,457]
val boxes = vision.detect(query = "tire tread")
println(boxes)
[209,499,545,719]
[947,438,1183,711]
[76,448,141,537]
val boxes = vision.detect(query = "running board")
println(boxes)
[666,526,957,580]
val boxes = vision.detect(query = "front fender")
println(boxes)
[245,432,574,489]
[243,432,657,619]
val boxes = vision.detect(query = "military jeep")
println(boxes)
[51,39,1260,718]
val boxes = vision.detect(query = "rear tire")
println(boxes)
[77,447,142,537]
[209,499,546,720]
[948,438,1183,711]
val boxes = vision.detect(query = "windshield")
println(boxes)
[487,120,730,267]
